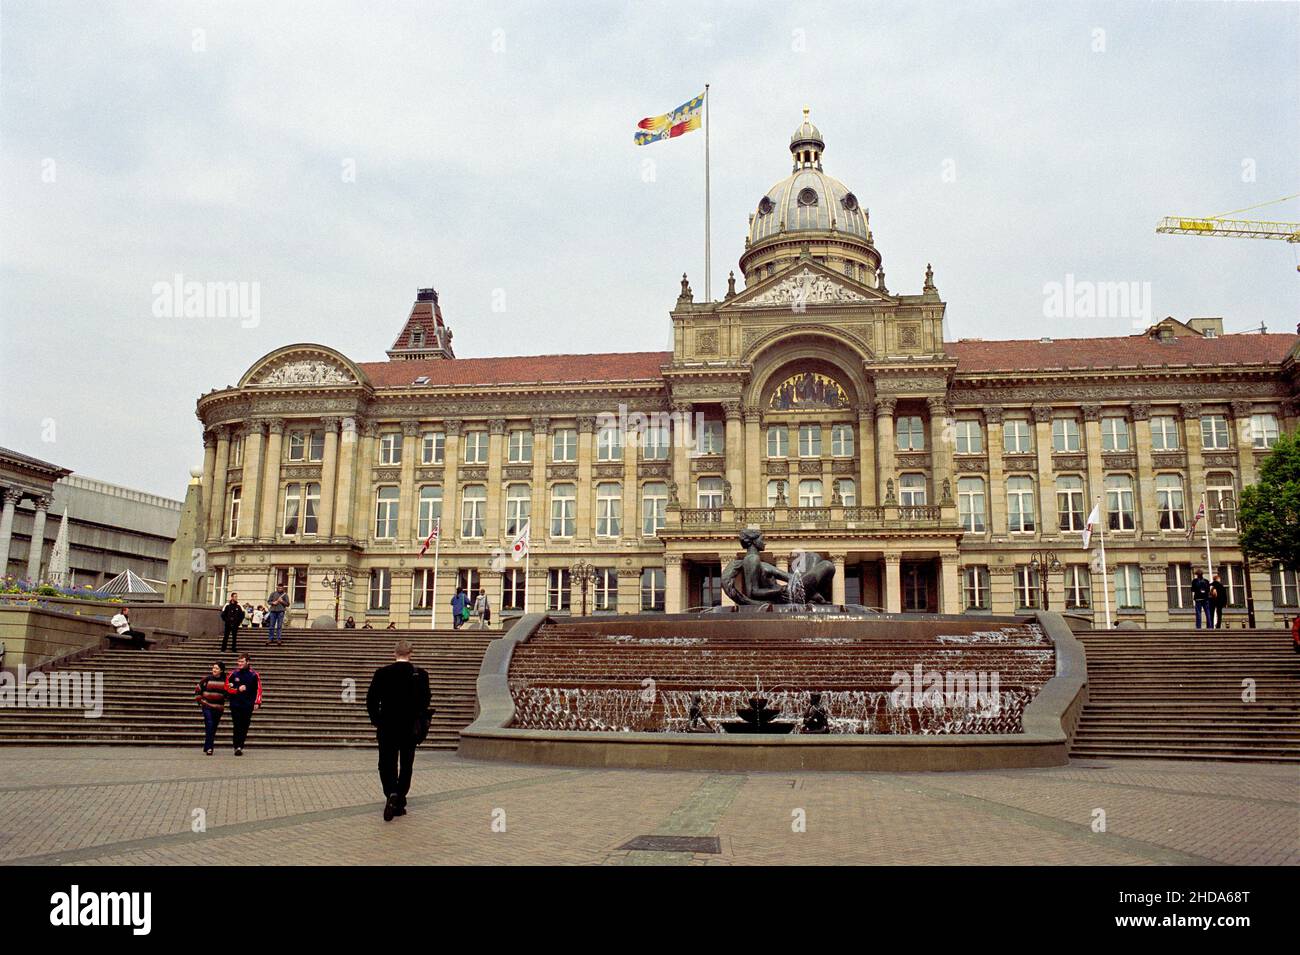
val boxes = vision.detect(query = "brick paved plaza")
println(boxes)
[0,748,1295,866]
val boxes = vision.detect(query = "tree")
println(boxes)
[1237,429,1300,572]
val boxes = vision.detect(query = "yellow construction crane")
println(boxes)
[1157,194,1300,270]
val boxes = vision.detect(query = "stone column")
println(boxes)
[200,429,217,534]
[743,411,762,509]
[723,401,744,508]
[351,422,378,542]
[443,420,462,539]
[332,417,358,540]
[882,553,902,613]
[940,552,961,614]
[258,418,285,540]
[1181,401,1205,517]
[486,418,506,543]
[1131,403,1158,534]
[927,395,952,502]
[239,422,266,539]
[985,407,1007,535]
[858,404,877,507]
[1231,400,1257,487]
[529,416,548,541]
[621,421,638,541]
[671,402,692,510]
[576,416,595,543]
[0,487,19,577]
[207,426,230,542]
[396,420,421,543]
[25,496,50,581]
[874,397,897,505]
[1032,404,1056,538]
[664,555,685,613]
[1081,404,1103,519]
[318,417,340,539]
[830,553,847,605]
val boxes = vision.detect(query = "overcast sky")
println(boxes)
[1,0,1297,499]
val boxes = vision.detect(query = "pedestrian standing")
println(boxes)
[1210,573,1229,628]
[1190,570,1211,630]
[195,662,228,755]
[225,653,261,756]
[450,587,467,630]
[221,593,245,652]
[472,587,491,630]
[252,605,265,628]
[266,586,289,644]
[365,640,432,821]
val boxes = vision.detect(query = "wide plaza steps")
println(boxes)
[0,628,494,749]
[1070,628,1300,763]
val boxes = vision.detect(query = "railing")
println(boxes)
[669,502,956,532]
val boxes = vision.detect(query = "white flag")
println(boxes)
[511,520,531,562]
[1082,503,1101,550]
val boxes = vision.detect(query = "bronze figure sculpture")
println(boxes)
[721,528,836,605]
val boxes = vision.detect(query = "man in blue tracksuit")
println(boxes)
[1191,570,1212,629]
[450,587,467,630]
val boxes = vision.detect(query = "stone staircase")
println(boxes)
[1070,628,1300,762]
[0,628,494,749]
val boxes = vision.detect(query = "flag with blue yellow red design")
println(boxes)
[634,90,705,145]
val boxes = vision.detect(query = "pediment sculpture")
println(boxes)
[738,268,868,308]
[256,359,355,386]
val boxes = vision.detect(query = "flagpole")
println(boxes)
[1203,491,1214,576]
[1097,497,1112,629]
[430,518,441,632]
[703,83,711,303]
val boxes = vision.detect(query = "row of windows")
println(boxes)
[366,566,667,613]
[953,472,1238,534]
[960,562,1300,611]
[998,413,1279,454]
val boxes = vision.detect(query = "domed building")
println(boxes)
[168,114,1300,630]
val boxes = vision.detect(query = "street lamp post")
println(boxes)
[321,569,354,625]
[1028,550,1061,612]
[570,559,596,617]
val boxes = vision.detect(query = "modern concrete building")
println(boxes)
[174,116,1300,629]
[0,448,182,589]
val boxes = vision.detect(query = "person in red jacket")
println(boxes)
[1292,614,1299,654]
[195,662,228,755]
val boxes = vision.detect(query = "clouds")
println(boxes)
[1,1,1297,496]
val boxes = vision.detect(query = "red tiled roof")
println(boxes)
[947,333,1296,373]
[355,333,1296,388]
[359,352,673,388]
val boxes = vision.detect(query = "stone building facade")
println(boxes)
[176,118,1300,628]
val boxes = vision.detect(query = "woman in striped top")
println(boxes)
[195,662,228,755]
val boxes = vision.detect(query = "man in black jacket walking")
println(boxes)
[366,640,432,821]
[221,593,245,652]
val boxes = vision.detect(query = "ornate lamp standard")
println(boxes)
[570,558,597,617]
[321,569,354,625]
[1028,550,1061,611]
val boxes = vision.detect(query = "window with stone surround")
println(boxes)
[461,485,486,538]
[1003,418,1032,453]
[1105,474,1135,531]
[954,420,983,454]
[641,482,667,536]
[1056,475,1086,531]
[1150,416,1180,450]
[834,478,856,506]
[640,567,665,611]
[1200,414,1230,450]
[958,477,986,531]
[1156,474,1185,531]
[1114,565,1143,609]
[1063,565,1090,609]
[766,479,786,506]
[1007,476,1036,532]
[1100,416,1130,451]
[463,430,488,464]
[832,424,855,456]
[595,482,621,537]
[899,473,927,506]
[504,484,529,537]
[550,482,576,537]
[374,486,399,539]
[767,425,788,458]
[1249,413,1279,449]
[417,485,443,540]
[642,423,670,460]
[1051,416,1081,452]
[1166,564,1194,611]
[378,432,402,465]
[798,424,821,457]
[896,415,925,451]
[547,568,572,612]
[798,479,823,507]
[596,424,623,461]
[501,568,526,612]
[963,566,989,610]
[1270,564,1300,608]
[1206,472,1237,529]
[368,569,391,611]
[697,476,724,509]
[421,431,445,464]
[698,420,725,455]
[552,428,577,462]
[594,568,617,612]
[1014,565,1040,609]
[227,486,241,537]
[507,429,532,463]
[412,568,436,610]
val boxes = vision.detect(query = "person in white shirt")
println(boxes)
[109,608,147,649]
[471,589,491,630]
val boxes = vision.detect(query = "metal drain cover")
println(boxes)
[618,835,721,854]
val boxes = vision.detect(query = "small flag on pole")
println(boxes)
[1082,502,1101,550]
[419,518,440,557]
[634,91,705,145]
[1187,500,1205,540]
[511,521,530,562]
